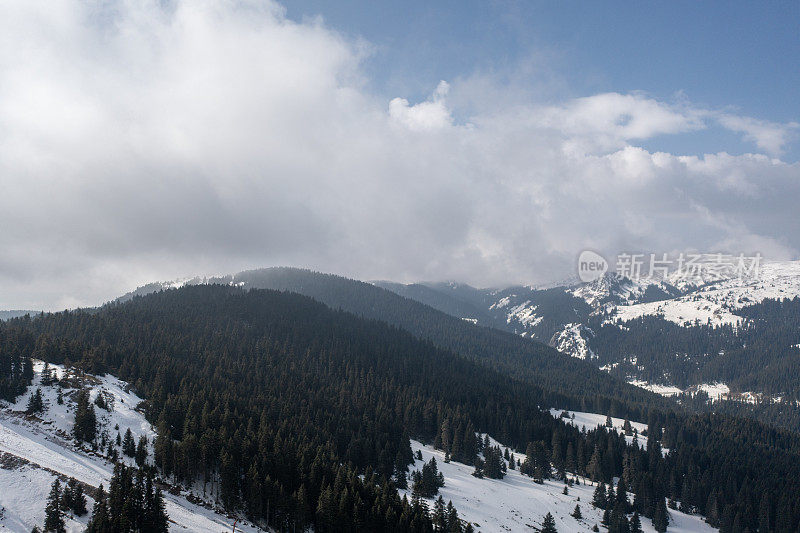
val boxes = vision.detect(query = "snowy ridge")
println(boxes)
[505,300,543,328]
[551,323,597,360]
[607,260,800,327]
[571,274,655,308]
[0,362,267,533]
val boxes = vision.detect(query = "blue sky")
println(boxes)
[285,0,800,160]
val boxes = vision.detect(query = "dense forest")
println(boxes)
[3,285,800,531]
[589,297,800,395]
[158,267,672,421]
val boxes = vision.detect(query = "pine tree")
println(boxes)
[615,476,628,511]
[433,496,447,531]
[44,479,65,533]
[61,478,87,517]
[147,486,169,532]
[26,388,44,414]
[446,501,460,533]
[135,435,148,467]
[541,512,558,533]
[122,428,136,457]
[72,481,87,516]
[652,497,669,533]
[592,482,607,509]
[73,389,96,443]
[41,363,53,386]
[587,445,603,482]
[86,484,109,533]
[629,511,643,533]
[572,504,582,519]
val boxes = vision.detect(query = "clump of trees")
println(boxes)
[73,388,97,443]
[412,457,445,497]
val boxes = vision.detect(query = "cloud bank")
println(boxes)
[1,0,798,309]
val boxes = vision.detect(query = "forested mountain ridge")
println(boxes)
[375,262,800,431]
[117,267,672,420]
[6,285,800,531]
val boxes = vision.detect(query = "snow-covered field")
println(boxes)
[0,361,266,533]
[404,437,714,533]
[627,380,683,398]
[549,409,652,451]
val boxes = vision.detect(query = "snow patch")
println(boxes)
[403,437,712,533]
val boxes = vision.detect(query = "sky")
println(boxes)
[0,0,799,310]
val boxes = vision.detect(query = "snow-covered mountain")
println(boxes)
[606,261,800,328]
[0,361,267,533]
[370,261,800,421]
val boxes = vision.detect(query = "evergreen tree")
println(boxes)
[652,497,669,533]
[587,445,603,482]
[135,435,148,467]
[85,484,109,533]
[41,363,53,386]
[26,388,44,414]
[94,392,107,410]
[615,477,628,511]
[44,479,65,533]
[571,504,582,519]
[629,511,643,533]
[61,478,87,517]
[482,445,506,479]
[592,482,607,509]
[72,389,96,443]
[122,428,136,457]
[412,457,445,497]
[541,512,557,533]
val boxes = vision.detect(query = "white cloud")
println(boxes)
[717,114,798,156]
[389,80,452,131]
[0,0,798,309]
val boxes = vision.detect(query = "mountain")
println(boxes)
[0,310,39,321]
[375,261,800,431]
[117,267,671,419]
[8,284,800,532]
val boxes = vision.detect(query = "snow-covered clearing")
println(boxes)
[627,380,683,398]
[549,409,652,451]
[404,438,714,533]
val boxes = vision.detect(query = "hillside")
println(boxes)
[0,361,265,532]
[5,285,800,531]
[376,262,800,430]
[117,267,670,420]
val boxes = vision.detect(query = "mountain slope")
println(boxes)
[376,262,800,428]
[0,361,265,533]
[8,285,800,531]
[118,268,670,419]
